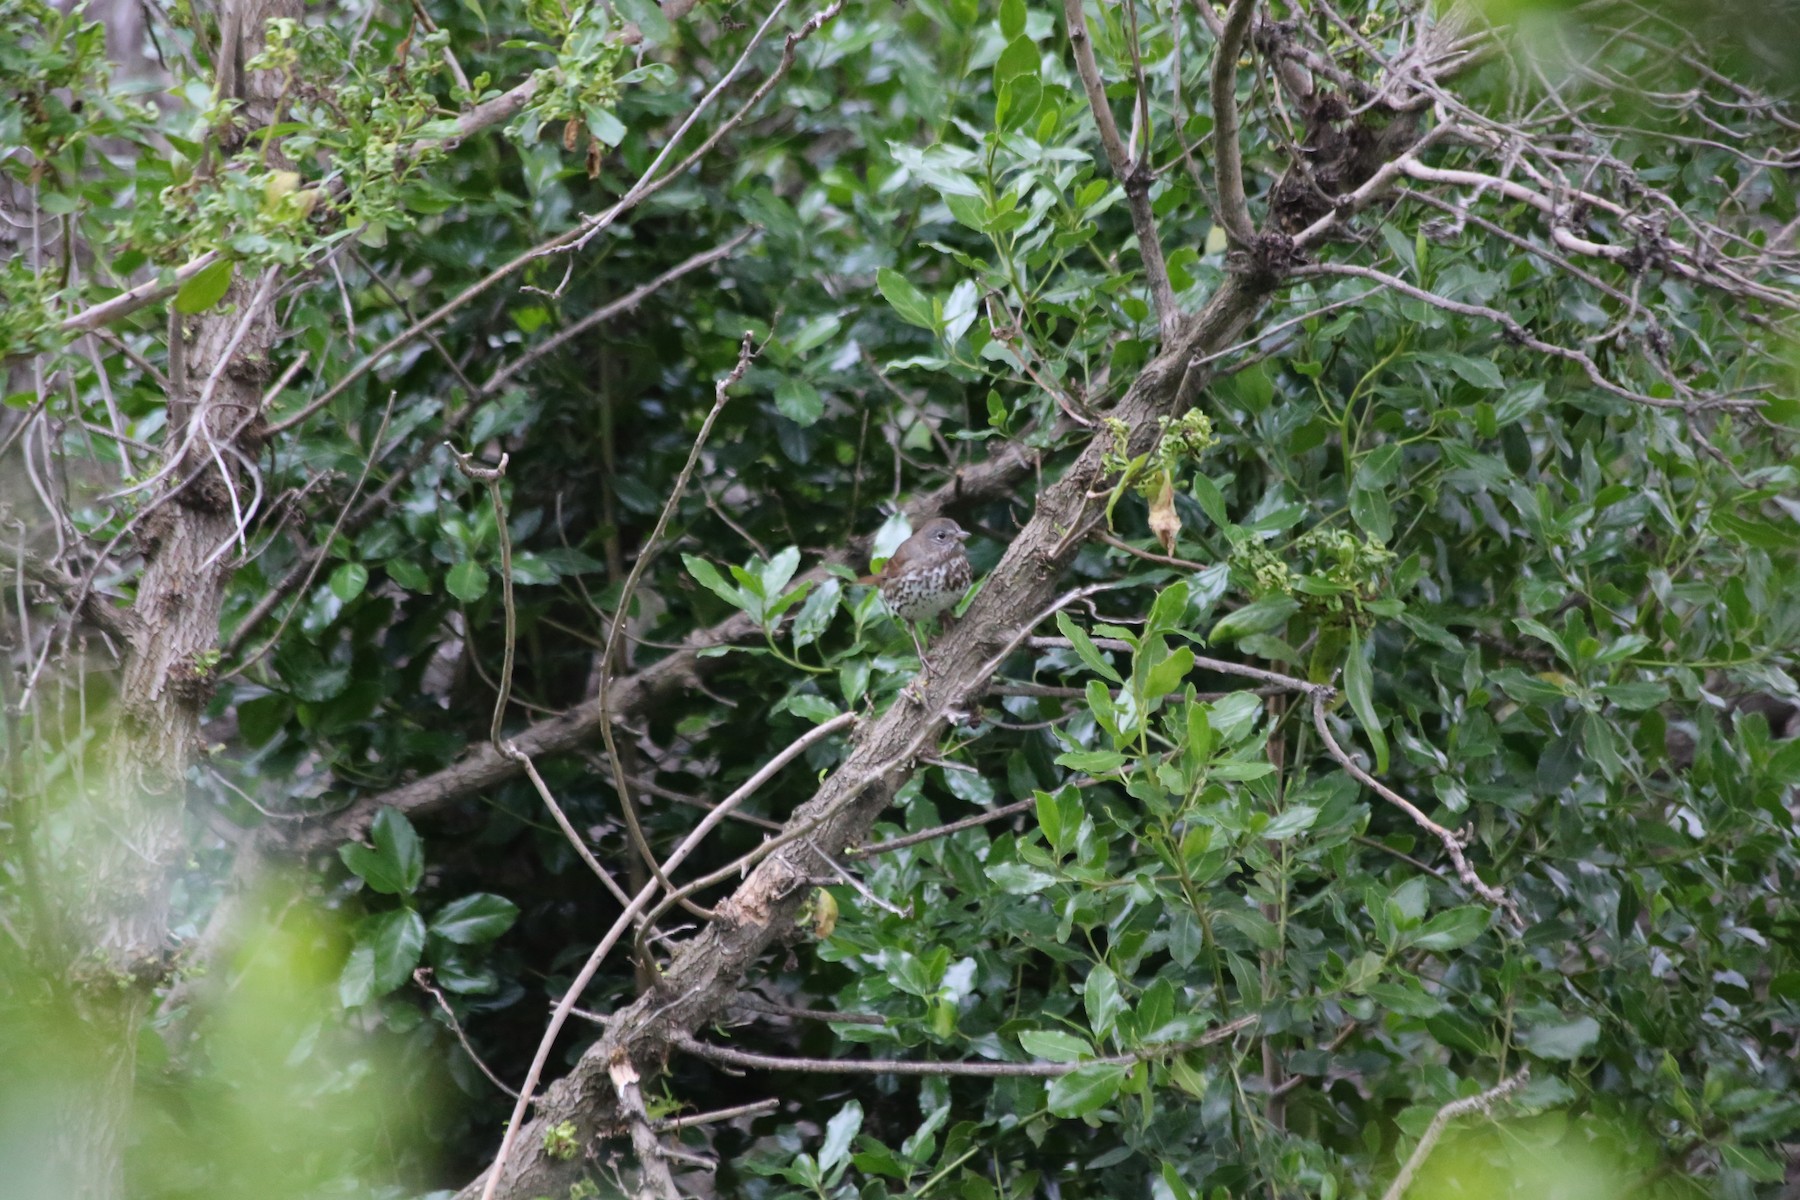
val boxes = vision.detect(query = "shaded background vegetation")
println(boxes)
[2,0,1798,1196]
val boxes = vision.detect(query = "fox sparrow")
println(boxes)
[860,517,973,665]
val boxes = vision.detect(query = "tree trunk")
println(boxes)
[34,2,296,1193]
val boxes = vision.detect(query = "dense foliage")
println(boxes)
[2,0,1798,1197]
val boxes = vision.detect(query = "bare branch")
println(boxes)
[1209,0,1259,247]
[601,335,757,929]
[1381,1070,1529,1200]
[449,271,1271,1200]
[1310,691,1518,923]
[485,229,755,393]
[1293,261,1754,414]
[654,1098,780,1131]
[1062,0,1180,339]
[467,706,856,1200]
[848,796,1037,858]
[3,550,138,644]
[609,1056,681,1200]
[674,1013,1259,1077]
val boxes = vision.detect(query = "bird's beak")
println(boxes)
[956,529,971,540]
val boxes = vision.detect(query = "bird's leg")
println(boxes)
[901,621,933,705]
[907,621,931,671]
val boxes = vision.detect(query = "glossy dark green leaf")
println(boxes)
[339,807,424,896]
[429,893,519,944]
[1046,1062,1128,1118]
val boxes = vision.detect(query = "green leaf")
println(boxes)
[1599,680,1668,710]
[1143,646,1194,698]
[1493,381,1547,425]
[337,942,378,1008]
[780,693,841,724]
[339,807,425,895]
[1262,804,1319,839]
[1018,1030,1092,1062]
[1083,964,1125,1038]
[683,554,745,608]
[430,893,519,944]
[792,577,840,647]
[611,0,671,41]
[1358,443,1402,486]
[1769,738,1800,786]
[585,106,626,147]
[357,908,427,1002]
[1211,760,1275,781]
[876,268,937,331]
[1520,1014,1601,1060]
[445,561,488,602]
[1343,631,1389,774]
[987,862,1058,894]
[1055,612,1124,683]
[994,35,1038,84]
[1210,596,1299,643]
[1046,1062,1128,1117]
[1206,692,1263,744]
[1349,484,1393,543]
[1443,353,1505,389]
[819,1101,863,1179]
[775,378,825,426]
[1146,581,1190,635]
[838,659,870,705]
[1191,474,1227,526]
[999,0,1025,38]
[174,258,235,314]
[790,314,842,356]
[1055,748,1126,776]
[1721,1144,1786,1183]
[1409,906,1491,951]
[328,562,369,603]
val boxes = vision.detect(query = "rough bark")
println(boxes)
[37,3,297,1194]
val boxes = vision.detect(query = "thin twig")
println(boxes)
[1094,529,1211,571]
[1380,1070,1529,1200]
[606,334,758,935]
[609,1056,682,1200]
[447,447,634,910]
[220,393,395,682]
[265,2,842,440]
[655,1098,781,1131]
[1062,0,1180,339]
[1309,691,1519,923]
[472,710,856,1200]
[849,796,1036,858]
[486,230,755,392]
[416,968,521,1099]
[675,1013,1258,1077]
